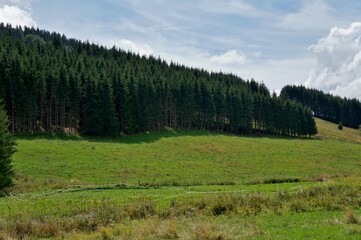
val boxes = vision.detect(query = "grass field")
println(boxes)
[315,118,361,144]
[1,118,361,239]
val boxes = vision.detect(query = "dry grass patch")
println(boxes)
[316,118,361,144]
[345,210,359,224]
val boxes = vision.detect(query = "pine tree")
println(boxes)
[306,109,318,137]
[0,100,15,192]
[98,76,119,135]
[81,79,102,135]
[0,25,322,138]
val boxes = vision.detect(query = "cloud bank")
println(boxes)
[210,50,247,66]
[110,38,153,56]
[0,4,36,27]
[306,22,361,99]
[277,0,337,31]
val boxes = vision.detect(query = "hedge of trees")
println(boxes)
[280,85,361,129]
[0,23,317,137]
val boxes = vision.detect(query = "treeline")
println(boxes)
[0,23,317,137]
[280,85,361,129]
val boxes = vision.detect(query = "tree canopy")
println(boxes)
[0,23,317,137]
[281,85,361,129]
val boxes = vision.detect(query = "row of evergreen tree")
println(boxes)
[280,85,361,129]
[0,23,317,137]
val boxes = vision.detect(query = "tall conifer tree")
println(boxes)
[0,101,15,191]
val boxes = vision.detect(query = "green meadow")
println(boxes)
[1,118,361,239]
[13,130,361,188]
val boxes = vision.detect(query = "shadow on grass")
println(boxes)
[13,129,319,144]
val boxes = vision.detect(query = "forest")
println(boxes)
[281,85,361,129]
[0,23,317,137]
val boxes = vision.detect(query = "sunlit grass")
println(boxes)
[12,129,361,190]
[1,118,360,239]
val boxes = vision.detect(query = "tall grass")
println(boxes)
[1,184,360,239]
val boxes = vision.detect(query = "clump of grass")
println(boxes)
[157,219,178,239]
[11,174,69,193]
[91,199,122,225]
[247,177,301,185]
[99,226,114,240]
[193,223,230,240]
[123,198,156,220]
[263,177,301,184]
[345,210,359,224]
[289,199,308,213]
[346,227,361,235]
[9,218,61,239]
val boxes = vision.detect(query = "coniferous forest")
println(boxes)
[281,85,361,129]
[0,23,318,137]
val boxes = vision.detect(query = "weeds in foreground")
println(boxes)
[0,184,360,239]
[345,210,359,224]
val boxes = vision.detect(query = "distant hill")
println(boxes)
[0,23,316,137]
[315,117,361,144]
[281,85,361,129]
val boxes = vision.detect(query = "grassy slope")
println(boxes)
[1,118,361,239]
[12,120,361,188]
[315,118,361,143]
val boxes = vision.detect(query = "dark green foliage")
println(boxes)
[306,109,318,137]
[0,100,15,191]
[0,23,317,137]
[281,85,361,129]
[98,76,119,135]
[338,122,343,130]
[81,79,102,135]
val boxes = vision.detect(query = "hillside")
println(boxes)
[10,118,361,190]
[0,24,316,137]
[316,118,361,144]
[0,119,361,239]
[281,85,361,129]
[1,25,361,240]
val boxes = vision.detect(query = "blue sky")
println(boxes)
[1,0,361,97]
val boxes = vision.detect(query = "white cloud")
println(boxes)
[210,50,247,66]
[200,0,273,19]
[276,0,342,31]
[1,0,33,10]
[243,57,316,93]
[110,38,153,56]
[306,22,361,99]
[0,4,36,26]
[159,47,314,94]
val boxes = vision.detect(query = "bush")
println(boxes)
[338,122,343,130]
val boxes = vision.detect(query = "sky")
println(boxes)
[1,0,361,98]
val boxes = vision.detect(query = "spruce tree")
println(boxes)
[0,101,15,192]
[99,76,119,136]
[0,24,322,138]
[306,109,318,137]
[81,79,102,135]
